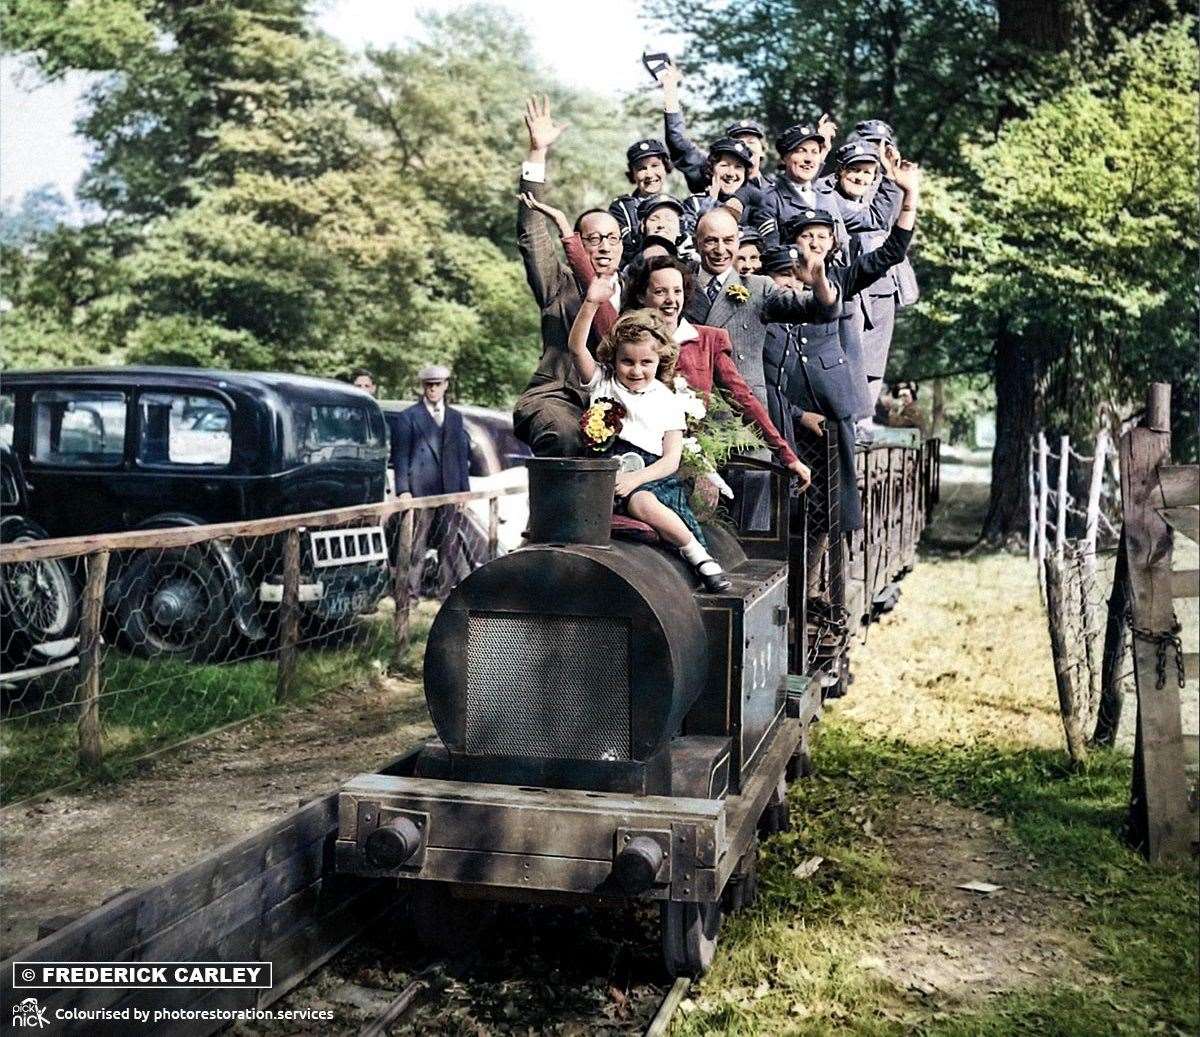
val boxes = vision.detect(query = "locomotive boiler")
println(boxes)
[335,457,820,976]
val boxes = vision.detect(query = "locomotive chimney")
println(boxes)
[524,457,618,547]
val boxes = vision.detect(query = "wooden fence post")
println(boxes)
[77,549,110,770]
[1044,552,1088,764]
[487,495,500,560]
[275,528,301,704]
[1056,433,1070,557]
[1084,428,1109,556]
[1122,382,1190,862]
[1037,432,1049,589]
[390,507,415,672]
[1027,437,1038,561]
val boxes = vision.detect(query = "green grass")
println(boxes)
[672,719,1199,1036]
[0,608,435,804]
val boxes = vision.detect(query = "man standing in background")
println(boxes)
[391,364,472,598]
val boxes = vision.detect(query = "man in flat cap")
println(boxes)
[391,364,473,597]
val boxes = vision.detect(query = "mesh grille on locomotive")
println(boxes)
[463,612,631,761]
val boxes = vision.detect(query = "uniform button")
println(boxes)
[738,352,745,360]
[801,355,808,363]
[800,337,808,343]
[742,321,749,329]
[839,358,845,364]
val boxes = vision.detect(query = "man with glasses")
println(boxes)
[513,96,624,456]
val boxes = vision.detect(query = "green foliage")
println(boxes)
[644,0,1002,171]
[361,4,637,251]
[906,18,1199,448]
[1,2,643,406]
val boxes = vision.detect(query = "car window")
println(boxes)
[31,390,126,467]
[295,404,382,462]
[138,392,232,466]
[0,393,13,448]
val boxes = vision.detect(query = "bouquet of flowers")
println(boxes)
[579,397,627,452]
[671,378,764,510]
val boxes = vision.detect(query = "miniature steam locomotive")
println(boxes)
[335,454,820,976]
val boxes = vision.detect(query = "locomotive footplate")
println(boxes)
[335,716,802,904]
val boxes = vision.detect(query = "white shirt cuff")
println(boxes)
[520,161,546,184]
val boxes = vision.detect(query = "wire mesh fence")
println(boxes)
[0,489,521,805]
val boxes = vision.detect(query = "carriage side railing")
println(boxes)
[0,486,523,805]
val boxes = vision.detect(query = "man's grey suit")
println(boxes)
[683,270,840,527]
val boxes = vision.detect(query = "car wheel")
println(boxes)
[116,546,232,662]
[0,516,80,673]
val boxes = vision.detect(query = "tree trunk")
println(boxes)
[931,378,945,441]
[982,326,1038,541]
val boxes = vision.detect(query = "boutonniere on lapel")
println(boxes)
[725,282,750,304]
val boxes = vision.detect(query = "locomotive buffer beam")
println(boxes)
[335,718,802,906]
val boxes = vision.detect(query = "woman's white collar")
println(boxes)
[674,318,700,343]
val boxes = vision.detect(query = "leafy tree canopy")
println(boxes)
[1,2,642,405]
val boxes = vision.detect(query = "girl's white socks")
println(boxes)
[679,537,723,577]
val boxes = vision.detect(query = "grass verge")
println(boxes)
[672,716,1198,1037]
[0,605,435,804]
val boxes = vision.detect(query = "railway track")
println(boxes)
[346,962,691,1036]
[241,894,697,1035]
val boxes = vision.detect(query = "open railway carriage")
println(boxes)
[335,436,939,976]
[336,454,818,976]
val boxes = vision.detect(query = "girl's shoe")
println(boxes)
[694,558,731,593]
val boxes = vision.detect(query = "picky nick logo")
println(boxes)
[12,997,48,1028]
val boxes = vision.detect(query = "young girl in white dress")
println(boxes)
[568,275,731,592]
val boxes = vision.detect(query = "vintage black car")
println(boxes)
[0,368,391,660]
[0,446,81,684]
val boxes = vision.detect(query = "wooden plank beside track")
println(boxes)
[0,748,420,1034]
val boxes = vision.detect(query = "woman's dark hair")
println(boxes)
[623,255,694,312]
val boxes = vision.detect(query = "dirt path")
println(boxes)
[0,671,430,959]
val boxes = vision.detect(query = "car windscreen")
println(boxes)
[31,390,127,467]
[292,403,384,463]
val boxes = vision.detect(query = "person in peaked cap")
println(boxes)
[784,160,923,439]
[390,363,473,598]
[758,243,862,539]
[854,118,896,145]
[735,228,764,276]
[815,137,919,409]
[681,137,761,229]
[656,64,775,193]
[609,137,675,251]
[637,194,695,259]
[754,119,839,247]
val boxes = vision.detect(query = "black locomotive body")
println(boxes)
[336,456,820,976]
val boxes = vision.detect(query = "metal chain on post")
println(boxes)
[1130,621,1186,691]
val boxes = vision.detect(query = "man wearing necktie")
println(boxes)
[682,207,841,528]
[391,364,472,597]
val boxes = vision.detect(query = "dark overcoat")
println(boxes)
[389,403,471,498]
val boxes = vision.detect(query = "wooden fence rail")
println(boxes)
[0,486,523,778]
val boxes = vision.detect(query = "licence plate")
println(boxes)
[318,588,374,620]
